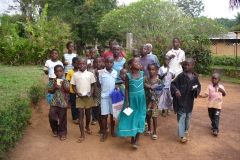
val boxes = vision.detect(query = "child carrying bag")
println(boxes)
[109,88,125,121]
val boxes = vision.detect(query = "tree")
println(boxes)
[229,0,240,9]
[215,18,236,29]
[173,0,205,17]
[99,0,227,74]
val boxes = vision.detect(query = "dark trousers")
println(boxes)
[208,108,221,132]
[49,106,67,137]
[91,107,97,121]
[70,93,79,120]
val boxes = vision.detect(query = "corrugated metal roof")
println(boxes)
[210,32,240,40]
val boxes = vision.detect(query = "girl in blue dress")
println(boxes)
[116,57,146,149]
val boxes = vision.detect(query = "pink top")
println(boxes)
[205,84,225,109]
[103,50,124,61]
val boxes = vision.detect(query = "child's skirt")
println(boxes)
[158,88,173,110]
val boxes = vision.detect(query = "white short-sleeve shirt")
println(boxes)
[166,48,185,73]
[45,60,63,78]
[70,70,96,96]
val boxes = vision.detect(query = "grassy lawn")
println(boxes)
[201,75,240,84]
[0,65,45,109]
[213,65,240,70]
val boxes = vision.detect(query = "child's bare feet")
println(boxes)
[131,137,135,144]
[77,136,85,143]
[111,132,117,137]
[100,135,107,142]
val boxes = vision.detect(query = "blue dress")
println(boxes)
[116,71,146,137]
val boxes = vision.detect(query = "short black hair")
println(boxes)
[79,58,87,63]
[164,55,170,59]
[185,58,195,65]
[98,46,105,50]
[147,63,159,70]
[109,39,116,44]
[50,49,59,54]
[212,73,220,79]
[120,68,128,73]
[66,42,73,48]
[72,57,79,64]
[90,48,96,52]
[54,65,63,71]
[105,56,114,61]
[128,57,138,66]
[173,38,180,42]
[93,56,102,64]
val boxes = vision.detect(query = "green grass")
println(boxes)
[213,65,240,70]
[0,65,45,109]
[201,75,240,84]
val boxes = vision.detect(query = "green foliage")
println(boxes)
[212,55,240,66]
[28,84,45,105]
[0,99,32,159]
[99,0,227,74]
[0,4,72,65]
[173,0,205,17]
[215,18,236,29]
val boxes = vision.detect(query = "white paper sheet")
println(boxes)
[123,107,133,116]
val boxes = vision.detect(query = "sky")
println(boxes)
[0,0,239,19]
[118,0,239,19]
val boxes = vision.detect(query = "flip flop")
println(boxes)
[53,132,58,137]
[100,136,107,142]
[77,137,85,143]
[133,143,139,149]
[60,136,66,141]
[152,134,158,140]
[111,132,117,137]
[84,129,93,135]
[144,130,152,136]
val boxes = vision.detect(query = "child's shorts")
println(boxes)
[101,97,113,115]
[76,97,95,109]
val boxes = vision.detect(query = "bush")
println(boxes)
[0,99,32,159]
[28,84,45,105]
[212,55,240,66]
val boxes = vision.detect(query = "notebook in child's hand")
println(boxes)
[123,107,133,116]
[98,69,104,76]
[43,66,48,71]
[57,79,63,85]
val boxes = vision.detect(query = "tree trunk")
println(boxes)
[76,40,85,55]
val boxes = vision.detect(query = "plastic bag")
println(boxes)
[46,94,53,104]
[109,88,125,121]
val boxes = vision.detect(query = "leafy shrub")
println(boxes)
[212,55,240,67]
[28,84,45,105]
[0,99,32,159]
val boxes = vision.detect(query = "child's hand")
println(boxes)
[175,90,181,99]
[125,102,129,108]
[53,80,60,90]
[170,54,175,59]
[95,69,99,77]
[93,92,98,97]
[198,95,203,98]
[191,88,197,91]
[218,88,224,93]
[77,92,82,97]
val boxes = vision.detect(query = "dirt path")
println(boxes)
[8,78,240,160]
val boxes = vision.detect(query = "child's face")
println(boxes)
[109,41,115,50]
[85,50,90,56]
[164,57,170,66]
[148,65,158,77]
[94,58,102,70]
[173,39,180,49]
[67,43,74,53]
[90,50,96,59]
[140,46,147,56]
[132,49,138,57]
[212,75,220,86]
[98,49,104,57]
[50,50,59,60]
[185,61,194,72]
[78,59,87,72]
[147,45,152,53]
[131,58,141,70]
[120,69,127,81]
[113,46,121,57]
[54,67,64,78]
[105,58,114,70]
[72,60,78,69]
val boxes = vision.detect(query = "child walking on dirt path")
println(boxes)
[91,56,104,134]
[158,55,175,117]
[71,58,96,143]
[166,38,185,78]
[117,57,146,149]
[171,58,201,143]
[62,42,77,77]
[44,49,63,80]
[144,63,162,140]
[96,56,118,142]
[199,73,226,136]
[48,65,70,141]
[66,57,79,124]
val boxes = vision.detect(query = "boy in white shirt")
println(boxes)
[166,38,185,78]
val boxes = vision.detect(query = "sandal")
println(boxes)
[84,129,93,135]
[133,143,139,149]
[111,132,117,137]
[152,134,158,140]
[77,137,85,143]
[60,136,66,141]
[162,112,167,117]
[97,130,103,136]
[144,130,152,136]
[52,132,58,137]
[100,136,107,142]
[73,119,79,124]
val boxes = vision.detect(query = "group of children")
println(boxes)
[44,39,226,148]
